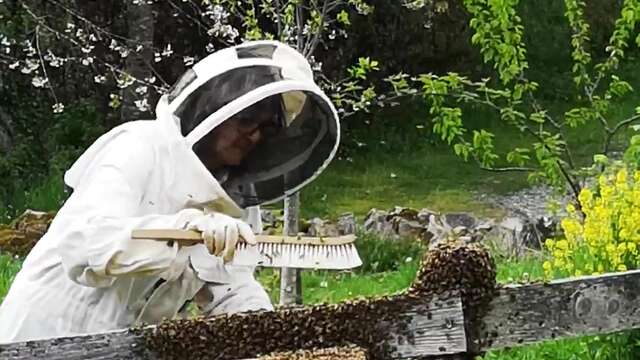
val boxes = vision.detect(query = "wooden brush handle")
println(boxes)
[131,229,356,246]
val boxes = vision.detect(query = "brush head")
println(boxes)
[233,242,362,269]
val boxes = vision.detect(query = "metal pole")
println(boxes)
[279,193,302,305]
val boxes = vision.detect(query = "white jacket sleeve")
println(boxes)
[53,131,200,288]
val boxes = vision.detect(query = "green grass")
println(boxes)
[257,261,420,305]
[0,254,21,303]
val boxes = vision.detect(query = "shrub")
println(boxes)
[544,165,640,279]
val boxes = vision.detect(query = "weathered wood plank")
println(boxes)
[0,329,150,359]
[0,294,466,359]
[387,296,467,358]
[475,269,640,351]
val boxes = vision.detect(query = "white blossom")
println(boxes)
[81,57,94,66]
[31,76,48,88]
[183,56,195,66]
[0,35,10,47]
[64,23,75,33]
[109,93,122,109]
[206,43,216,53]
[8,61,19,70]
[21,59,39,74]
[94,75,107,84]
[119,48,130,58]
[135,86,148,95]
[154,52,162,62]
[116,73,135,89]
[144,75,156,84]
[21,40,35,56]
[109,39,120,51]
[162,44,173,57]
[45,51,62,68]
[135,98,150,112]
[81,45,95,54]
[52,103,65,114]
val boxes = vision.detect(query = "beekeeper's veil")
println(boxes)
[157,41,339,208]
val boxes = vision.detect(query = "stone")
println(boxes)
[520,216,558,250]
[452,226,468,236]
[363,208,393,236]
[307,218,340,237]
[443,212,477,229]
[487,217,525,257]
[387,206,419,221]
[417,208,439,225]
[337,212,356,235]
[394,218,425,239]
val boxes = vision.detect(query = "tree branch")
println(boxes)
[526,91,576,170]
[295,5,305,51]
[275,0,282,40]
[479,165,535,172]
[50,0,164,52]
[556,159,582,210]
[604,114,640,153]
[303,0,333,58]
[34,25,59,103]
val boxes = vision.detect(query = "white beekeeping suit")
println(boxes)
[0,40,340,343]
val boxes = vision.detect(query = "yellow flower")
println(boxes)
[617,264,628,272]
[556,239,569,250]
[553,249,565,259]
[543,261,552,271]
[575,270,583,277]
[616,168,628,187]
[545,239,555,250]
[578,188,593,206]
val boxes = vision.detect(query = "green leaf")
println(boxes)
[530,111,546,124]
[593,154,609,165]
[336,10,351,26]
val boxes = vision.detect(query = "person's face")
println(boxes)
[198,110,277,169]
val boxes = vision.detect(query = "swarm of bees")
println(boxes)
[141,240,497,360]
[258,345,368,360]
[409,240,497,307]
[408,240,497,353]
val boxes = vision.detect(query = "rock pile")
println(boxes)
[362,207,493,246]
[0,210,55,257]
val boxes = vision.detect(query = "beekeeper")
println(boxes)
[0,40,339,343]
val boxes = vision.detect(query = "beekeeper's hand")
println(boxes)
[185,213,257,263]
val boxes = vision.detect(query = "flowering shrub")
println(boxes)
[544,166,640,279]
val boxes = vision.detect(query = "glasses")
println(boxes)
[234,113,282,138]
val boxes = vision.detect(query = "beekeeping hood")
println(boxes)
[155,41,340,208]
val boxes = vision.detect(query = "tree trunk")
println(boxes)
[120,1,154,123]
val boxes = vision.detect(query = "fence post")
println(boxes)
[279,193,302,305]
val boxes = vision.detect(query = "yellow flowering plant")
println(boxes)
[544,165,640,280]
